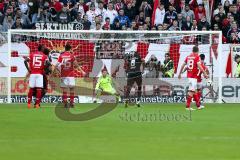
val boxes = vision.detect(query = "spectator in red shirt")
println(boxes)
[194,4,206,22]
[53,0,63,12]
[177,0,186,13]
[189,0,200,10]
[102,17,110,29]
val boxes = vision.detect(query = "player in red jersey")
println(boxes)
[178,46,209,110]
[53,43,85,108]
[27,45,49,109]
[197,54,209,108]
[25,48,52,107]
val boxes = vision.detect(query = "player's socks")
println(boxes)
[198,91,202,99]
[69,92,75,108]
[63,102,68,108]
[63,101,68,108]
[193,93,200,108]
[62,93,67,101]
[27,88,34,108]
[186,95,192,108]
[70,92,75,104]
[32,88,37,97]
[62,91,67,108]
[35,89,45,107]
[35,88,42,108]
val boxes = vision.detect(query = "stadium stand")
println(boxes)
[0,0,239,44]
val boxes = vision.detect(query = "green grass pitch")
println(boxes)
[0,103,240,160]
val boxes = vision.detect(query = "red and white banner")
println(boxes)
[0,42,237,78]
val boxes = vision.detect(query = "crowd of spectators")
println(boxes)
[0,0,240,43]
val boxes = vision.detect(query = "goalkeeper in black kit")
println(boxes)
[124,51,144,107]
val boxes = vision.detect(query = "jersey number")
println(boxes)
[33,56,42,67]
[187,59,194,70]
[63,58,72,69]
[130,59,136,68]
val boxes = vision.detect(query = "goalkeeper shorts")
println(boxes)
[98,87,116,95]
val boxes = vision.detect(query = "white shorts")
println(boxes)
[61,77,75,88]
[29,74,43,88]
[197,82,203,90]
[188,78,197,91]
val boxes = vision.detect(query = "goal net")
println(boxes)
[4,30,223,104]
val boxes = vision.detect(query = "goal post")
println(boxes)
[7,30,11,104]
[218,31,223,104]
[6,30,223,104]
